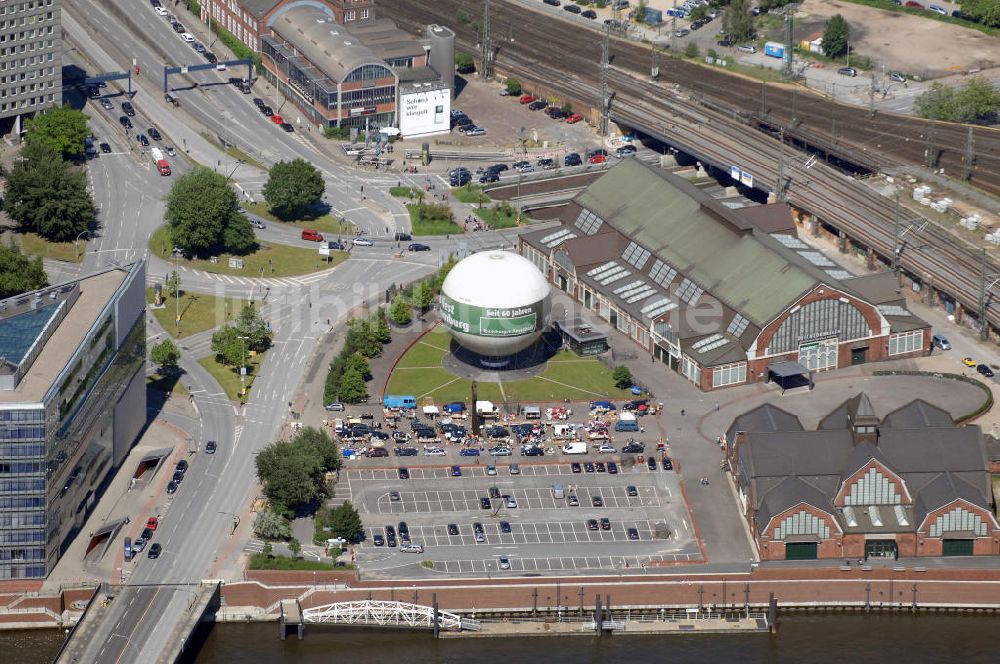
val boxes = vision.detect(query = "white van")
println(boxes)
[400,543,424,553]
[561,442,588,455]
[552,423,574,439]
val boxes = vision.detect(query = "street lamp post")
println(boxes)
[218,511,240,536]
[76,230,89,258]
[238,336,249,393]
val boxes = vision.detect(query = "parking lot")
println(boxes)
[346,459,701,578]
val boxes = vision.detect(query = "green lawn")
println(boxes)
[150,225,346,278]
[199,132,267,171]
[19,232,85,263]
[146,372,189,398]
[198,350,265,402]
[389,186,420,198]
[452,184,491,206]
[384,326,632,404]
[473,205,519,230]
[406,204,462,236]
[244,201,353,235]
[146,287,244,339]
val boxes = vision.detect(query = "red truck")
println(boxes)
[151,147,171,175]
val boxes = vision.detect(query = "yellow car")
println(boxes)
[962,357,977,367]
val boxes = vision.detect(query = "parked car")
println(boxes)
[717,38,734,47]
[616,145,636,158]
[122,101,135,116]
[592,495,604,507]
[564,152,582,166]
[600,518,611,531]
[736,44,757,53]
[180,32,195,43]
[301,229,323,242]
[204,52,218,64]
[587,519,599,531]
[978,364,994,378]
[464,125,487,136]
[674,28,690,37]
[904,1,924,8]
[271,114,285,125]
[589,153,607,164]
[408,243,431,252]
[147,543,162,559]
[962,356,977,367]
[325,402,345,411]
[100,142,112,153]
[373,534,385,546]
[582,9,597,18]
[205,440,217,454]
[528,100,548,111]
[537,158,555,169]
[512,160,534,172]
[627,528,640,540]
[566,113,584,124]
[519,94,537,104]
[460,448,481,456]
[166,481,177,494]
[889,70,906,84]
[564,3,581,13]
[352,237,374,246]
[838,67,858,77]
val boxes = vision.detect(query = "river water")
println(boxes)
[8,613,1000,663]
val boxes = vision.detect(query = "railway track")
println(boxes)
[387,0,1000,197]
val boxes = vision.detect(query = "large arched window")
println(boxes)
[344,63,392,83]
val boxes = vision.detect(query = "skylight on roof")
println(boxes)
[692,334,730,354]
[649,260,677,288]
[641,298,677,319]
[574,208,604,235]
[878,304,911,317]
[540,228,576,248]
[894,505,909,527]
[597,266,630,286]
[726,314,750,338]
[621,242,651,270]
[676,278,704,306]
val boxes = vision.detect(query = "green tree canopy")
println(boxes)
[915,78,1000,123]
[821,14,850,59]
[293,426,341,472]
[412,282,435,312]
[612,365,633,389]
[345,353,371,381]
[255,439,325,514]
[0,241,47,299]
[374,308,392,343]
[166,271,181,298]
[210,325,246,367]
[24,105,90,159]
[345,318,383,358]
[960,0,1000,27]
[235,304,273,352]
[723,0,755,44]
[328,502,365,543]
[165,167,250,257]
[338,366,368,404]
[5,142,95,241]
[505,78,522,95]
[455,52,475,73]
[390,295,412,326]
[253,508,292,540]
[262,158,325,219]
[150,339,181,373]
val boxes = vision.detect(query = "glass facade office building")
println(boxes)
[0,262,146,579]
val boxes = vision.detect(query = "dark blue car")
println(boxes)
[460,448,481,457]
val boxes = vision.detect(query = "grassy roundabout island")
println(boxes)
[150,225,346,279]
[385,326,633,404]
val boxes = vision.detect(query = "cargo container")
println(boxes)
[764,41,785,59]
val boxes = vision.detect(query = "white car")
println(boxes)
[598,443,617,454]
[155,6,168,16]
[423,447,446,456]
[181,32,195,43]
[352,237,373,246]
[928,4,947,15]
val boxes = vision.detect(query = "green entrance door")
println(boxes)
[785,542,818,560]
[942,539,974,556]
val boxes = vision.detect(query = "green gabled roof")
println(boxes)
[573,159,819,327]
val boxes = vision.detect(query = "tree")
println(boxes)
[0,242,47,299]
[288,538,302,558]
[338,367,368,404]
[262,159,325,219]
[960,0,1000,27]
[390,295,412,326]
[412,281,435,312]
[211,325,246,367]
[222,213,257,255]
[293,426,341,472]
[685,42,700,58]
[5,142,95,241]
[455,51,475,73]
[328,502,365,543]
[821,14,850,59]
[150,339,181,373]
[255,439,325,514]
[722,0,755,44]
[345,318,382,358]
[689,4,707,21]
[635,0,649,22]
[505,78,522,95]
[433,256,458,291]
[165,167,246,257]
[374,308,392,343]
[166,271,181,298]
[612,365,633,389]
[915,82,956,121]
[253,508,292,540]
[345,353,371,381]
[235,304,273,352]
[954,77,1000,124]
[24,105,90,159]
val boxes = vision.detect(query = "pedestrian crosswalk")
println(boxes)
[146,264,338,289]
